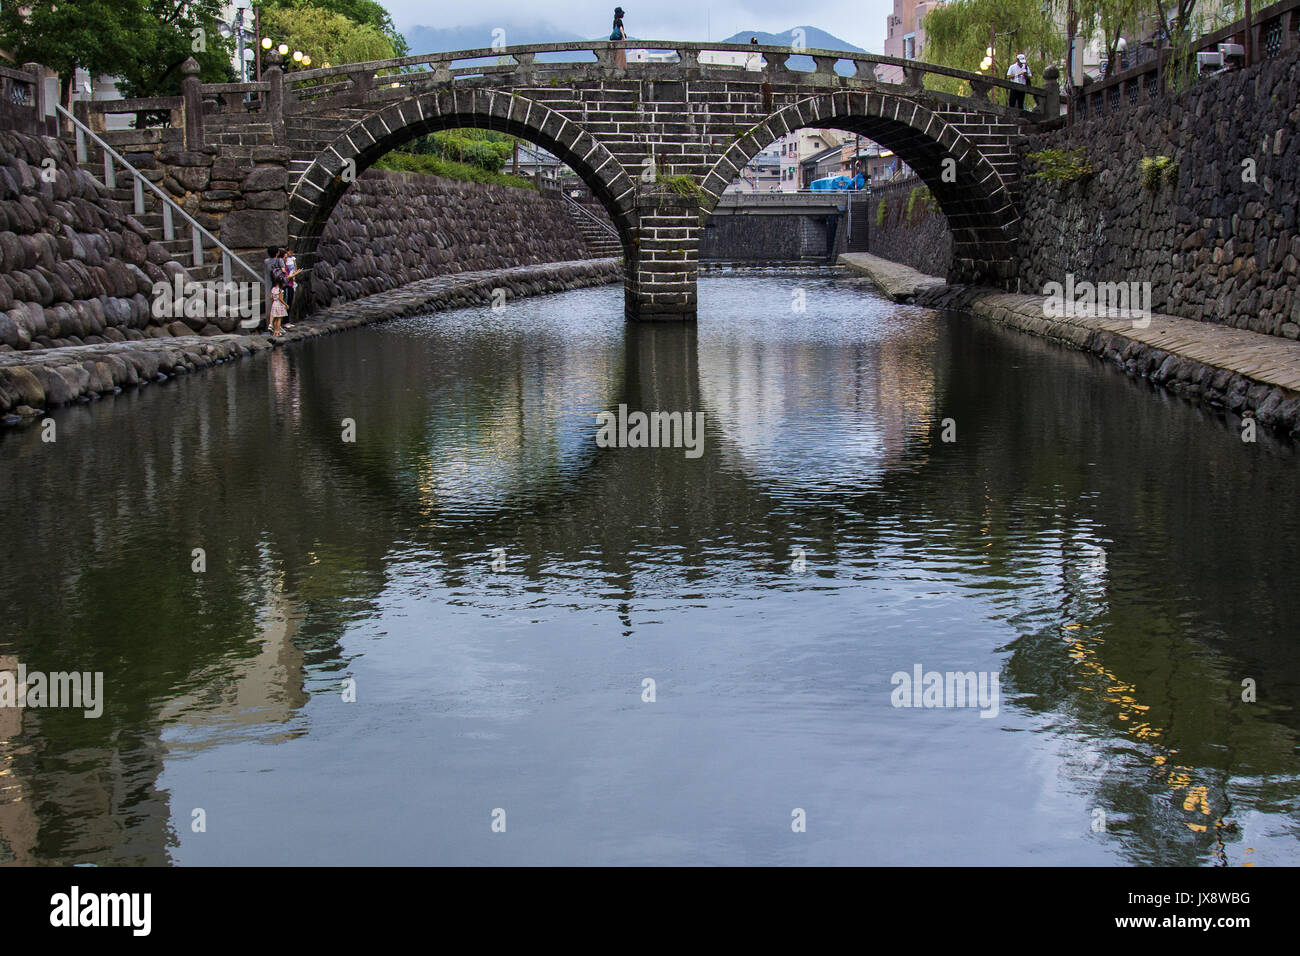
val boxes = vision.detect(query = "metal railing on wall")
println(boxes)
[57,103,263,291]
[562,192,620,242]
[1070,0,1300,121]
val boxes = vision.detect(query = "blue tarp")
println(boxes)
[809,175,865,192]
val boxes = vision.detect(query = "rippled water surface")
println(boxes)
[2,270,1298,865]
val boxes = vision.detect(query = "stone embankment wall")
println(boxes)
[867,178,952,278]
[0,130,196,354]
[700,212,852,261]
[0,260,621,418]
[1017,47,1300,339]
[309,170,599,309]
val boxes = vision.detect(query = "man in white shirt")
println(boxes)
[1006,53,1031,110]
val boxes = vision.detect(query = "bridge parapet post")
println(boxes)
[181,57,205,150]
[812,55,839,77]
[513,52,537,80]
[265,52,285,145]
[1038,66,1060,121]
[22,62,49,136]
[350,67,376,95]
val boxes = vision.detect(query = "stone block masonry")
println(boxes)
[0,259,621,420]
[310,170,598,310]
[0,130,205,351]
[867,178,953,278]
[1017,47,1300,340]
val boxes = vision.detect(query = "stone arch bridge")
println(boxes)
[73,41,1060,320]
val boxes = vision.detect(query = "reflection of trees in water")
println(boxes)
[900,316,1300,865]
[0,285,1297,864]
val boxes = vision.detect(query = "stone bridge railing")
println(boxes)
[70,39,1059,144]
[0,63,54,137]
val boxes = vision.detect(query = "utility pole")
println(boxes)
[235,4,247,83]
[255,2,263,81]
[1244,0,1253,67]
[1066,0,1076,94]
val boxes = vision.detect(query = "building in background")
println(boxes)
[879,0,948,82]
[504,142,564,185]
[725,128,843,192]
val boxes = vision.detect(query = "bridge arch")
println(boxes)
[699,91,1021,283]
[287,89,638,308]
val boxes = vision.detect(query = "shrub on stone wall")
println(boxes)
[1026,148,1094,183]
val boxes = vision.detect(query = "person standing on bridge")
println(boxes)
[611,8,627,70]
[1006,53,1032,110]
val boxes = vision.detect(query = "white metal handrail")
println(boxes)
[57,103,263,288]
[562,192,619,242]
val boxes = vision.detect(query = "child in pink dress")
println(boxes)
[270,281,288,336]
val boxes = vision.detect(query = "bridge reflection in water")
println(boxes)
[0,272,1298,866]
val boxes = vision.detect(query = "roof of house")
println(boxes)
[801,143,846,167]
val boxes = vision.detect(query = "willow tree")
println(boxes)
[259,4,396,68]
[921,0,1066,96]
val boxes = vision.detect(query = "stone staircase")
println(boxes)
[563,196,622,258]
[76,156,229,284]
[57,101,262,292]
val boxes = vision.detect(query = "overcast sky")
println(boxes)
[383,1,899,54]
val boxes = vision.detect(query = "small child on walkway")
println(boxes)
[270,280,288,336]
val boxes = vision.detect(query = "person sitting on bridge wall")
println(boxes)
[1006,53,1032,110]
[611,8,627,70]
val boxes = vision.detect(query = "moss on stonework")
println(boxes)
[1026,147,1094,183]
[656,175,706,204]
[1139,155,1179,191]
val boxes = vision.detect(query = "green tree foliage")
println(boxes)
[404,129,515,173]
[260,0,409,57]
[371,151,536,190]
[0,0,234,102]
[922,0,1065,97]
[259,4,395,67]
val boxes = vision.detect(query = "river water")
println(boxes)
[1,268,1298,866]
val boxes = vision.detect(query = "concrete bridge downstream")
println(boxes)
[39,39,1059,321]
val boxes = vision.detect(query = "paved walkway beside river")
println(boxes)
[839,252,1300,434]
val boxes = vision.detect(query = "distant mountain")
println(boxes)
[405,23,868,58]
[721,27,867,54]
[402,23,868,73]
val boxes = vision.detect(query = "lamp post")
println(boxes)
[218,0,254,82]
[234,0,250,82]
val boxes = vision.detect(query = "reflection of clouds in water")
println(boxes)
[413,341,620,515]
[385,291,626,517]
[697,278,941,497]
